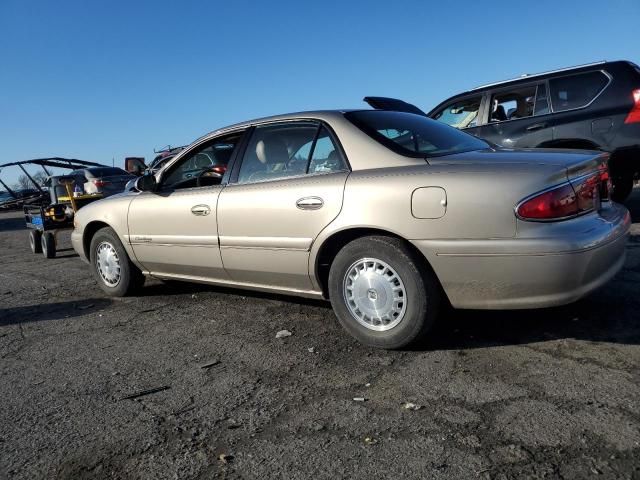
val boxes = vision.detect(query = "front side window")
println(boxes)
[432,96,482,129]
[161,131,243,190]
[549,71,609,112]
[237,122,345,184]
[346,110,489,158]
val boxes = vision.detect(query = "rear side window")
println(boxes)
[549,71,609,112]
[346,110,489,158]
[237,122,346,184]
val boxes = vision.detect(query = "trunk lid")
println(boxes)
[429,147,609,181]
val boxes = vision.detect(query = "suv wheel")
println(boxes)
[611,172,634,203]
[328,236,440,349]
[89,227,145,296]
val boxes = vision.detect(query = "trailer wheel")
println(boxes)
[29,230,42,254]
[41,232,56,259]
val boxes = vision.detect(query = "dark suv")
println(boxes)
[427,60,640,201]
[366,61,640,201]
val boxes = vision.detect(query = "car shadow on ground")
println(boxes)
[0,298,112,326]
[139,274,640,349]
[141,280,330,308]
[422,297,640,351]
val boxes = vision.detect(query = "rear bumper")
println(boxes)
[411,202,631,309]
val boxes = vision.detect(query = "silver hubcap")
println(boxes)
[343,258,407,331]
[96,241,121,287]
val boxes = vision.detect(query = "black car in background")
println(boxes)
[427,60,640,201]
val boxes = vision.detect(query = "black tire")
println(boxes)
[611,172,634,203]
[29,230,42,254]
[328,236,440,349]
[89,226,145,297]
[41,232,56,259]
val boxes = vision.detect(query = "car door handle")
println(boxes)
[191,204,211,216]
[296,197,324,210]
[526,122,547,131]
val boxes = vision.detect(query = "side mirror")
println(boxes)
[135,175,157,192]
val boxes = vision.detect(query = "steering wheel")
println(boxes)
[196,167,222,187]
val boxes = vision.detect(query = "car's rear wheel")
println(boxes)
[89,227,145,296]
[29,230,42,254]
[328,235,440,349]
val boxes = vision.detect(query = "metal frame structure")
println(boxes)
[0,157,105,206]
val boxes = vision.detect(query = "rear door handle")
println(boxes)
[191,204,211,216]
[296,197,324,210]
[526,122,547,131]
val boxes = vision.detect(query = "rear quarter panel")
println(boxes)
[309,162,568,289]
[319,162,566,237]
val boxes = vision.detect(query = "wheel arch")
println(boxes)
[537,138,603,150]
[312,226,445,300]
[82,220,111,261]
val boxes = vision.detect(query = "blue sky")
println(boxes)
[0,0,638,185]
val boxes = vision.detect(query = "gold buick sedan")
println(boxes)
[72,109,630,348]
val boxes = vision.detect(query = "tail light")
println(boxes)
[599,169,611,200]
[92,180,110,187]
[517,172,604,221]
[624,89,640,124]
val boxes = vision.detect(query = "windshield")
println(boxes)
[345,110,489,158]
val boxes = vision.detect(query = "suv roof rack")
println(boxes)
[471,60,608,91]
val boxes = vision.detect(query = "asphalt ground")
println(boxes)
[1,191,639,479]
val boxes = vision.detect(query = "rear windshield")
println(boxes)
[345,110,489,158]
[86,167,129,177]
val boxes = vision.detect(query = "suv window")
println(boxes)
[433,96,481,129]
[237,122,344,184]
[549,71,609,112]
[161,132,243,190]
[489,84,540,122]
[345,110,489,158]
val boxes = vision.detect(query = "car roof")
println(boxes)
[426,60,633,115]
[194,110,357,143]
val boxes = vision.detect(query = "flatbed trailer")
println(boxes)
[24,189,103,258]
[0,157,109,258]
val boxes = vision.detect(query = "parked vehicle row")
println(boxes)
[375,60,640,203]
[72,108,630,349]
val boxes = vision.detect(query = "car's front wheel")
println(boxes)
[328,236,440,349]
[89,227,145,296]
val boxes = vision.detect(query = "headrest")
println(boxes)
[256,136,289,165]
